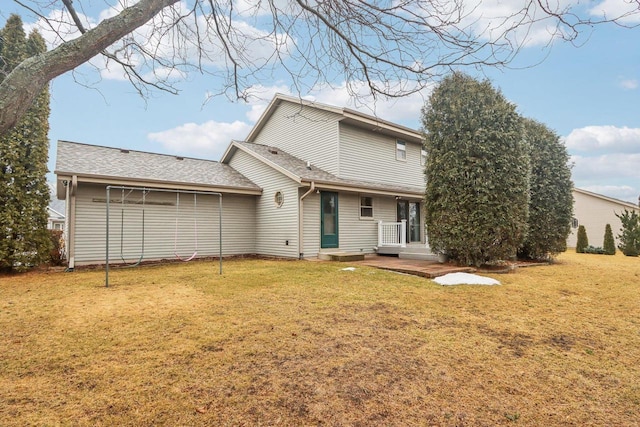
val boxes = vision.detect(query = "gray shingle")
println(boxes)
[55,141,260,191]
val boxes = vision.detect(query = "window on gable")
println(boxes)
[421,148,427,166]
[360,196,373,218]
[396,140,406,161]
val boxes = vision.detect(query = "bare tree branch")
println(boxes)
[2,0,639,135]
[0,0,179,133]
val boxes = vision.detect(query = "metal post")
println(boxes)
[105,186,110,287]
[219,194,223,275]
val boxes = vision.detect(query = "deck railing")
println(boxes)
[378,220,407,248]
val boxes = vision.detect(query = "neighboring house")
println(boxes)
[567,188,640,248]
[47,206,65,231]
[54,94,427,267]
[47,182,66,231]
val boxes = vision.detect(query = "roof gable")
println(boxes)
[246,93,423,144]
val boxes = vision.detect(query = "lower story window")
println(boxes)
[360,196,373,218]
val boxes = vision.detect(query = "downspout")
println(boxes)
[67,175,77,270]
[63,180,70,263]
[298,182,316,259]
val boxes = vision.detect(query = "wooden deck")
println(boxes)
[351,254,475,278]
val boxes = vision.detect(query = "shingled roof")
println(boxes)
[55,141,261,193]
[227,141,425,196]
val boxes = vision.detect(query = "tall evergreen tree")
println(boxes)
[603,223,616,255]
[0,15,52,272]
[422,73,530,266]
[518,119,573,260]
[616,209,640,257]
[576,225,588,253]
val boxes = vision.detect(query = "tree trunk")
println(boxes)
[0,0,179,135]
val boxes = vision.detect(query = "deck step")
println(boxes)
[398,251,441,262]
[318,252,366,262]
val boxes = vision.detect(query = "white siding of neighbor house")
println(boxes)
[73,183,256,265]
[567,190,640,248]
[250,100,342,175]
[228,150,300,258]
[338,123,425,187]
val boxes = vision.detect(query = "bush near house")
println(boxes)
[603,224,616,255]
[583,245,605,254]
[616,209,640,257]
[49,229,65,266]
[576,225,589,253]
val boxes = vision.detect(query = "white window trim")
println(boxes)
[421,148,427,166]
[274,191,284,208]
[359,195,374,220]
[396,140,406,161]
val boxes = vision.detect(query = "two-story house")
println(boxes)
[221,94,427,259]
[55,94,428,268]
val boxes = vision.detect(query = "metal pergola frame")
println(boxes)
[105,185,223,287]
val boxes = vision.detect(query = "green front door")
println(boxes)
[321,192,339,248]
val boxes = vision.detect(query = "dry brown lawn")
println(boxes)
[1,252,640,426]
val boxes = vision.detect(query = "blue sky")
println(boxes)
[3,0,640,203]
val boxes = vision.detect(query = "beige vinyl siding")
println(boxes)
[338,124,425,187]
[567,190,639,248]
[228,150,300,258]
[302,191,320,258]
[74,184,255,265]
[333,193,398,253]
[250,100,341,175]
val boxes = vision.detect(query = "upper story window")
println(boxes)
[360,196,373,218]
[421,148,427,166]
[571,217,579,228]
[396,140,406,161]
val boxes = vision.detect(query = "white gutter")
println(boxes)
[298,182,316,259]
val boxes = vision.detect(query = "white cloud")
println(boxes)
[620,79,639,90]
[147,120,252,159]
[24,1,291,83]
[589,0,640,24]
[24,8,94,49]
[564,126,640,153]
[454,0,577,48]
[571,153,640,203]
[580,185,639,203]
[571,152,640,181]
